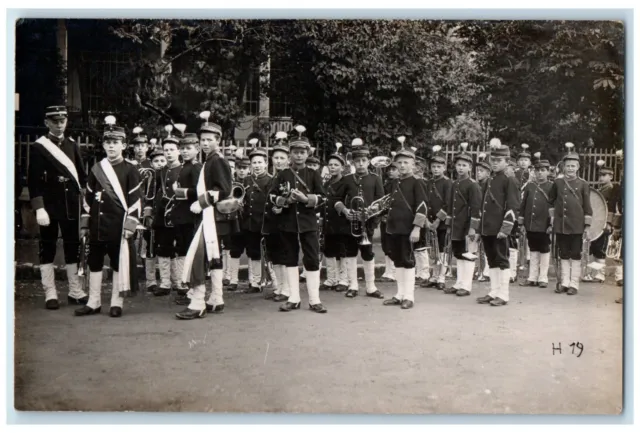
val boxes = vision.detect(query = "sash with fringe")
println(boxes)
[92,159,137,297]
[35,136,81,190]
[181,164,220,286]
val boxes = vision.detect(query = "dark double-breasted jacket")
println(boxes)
[80,159,142,242]
[28,134,88,221]
[324,174,355,236]
[445,175,481,241]
[425,175,452,230]
[385,175,428,236]
[269,165,325,234]
[548,176,593,235]
[201,152,235,236]
[480,170,521,237]
[518,180,553,233]
[242,172,272,233]
[147,163,182,228]
[172,160,203,226]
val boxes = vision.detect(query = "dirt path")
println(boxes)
[13,278,623,414]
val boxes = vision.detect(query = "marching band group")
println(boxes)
[26,105,625,321]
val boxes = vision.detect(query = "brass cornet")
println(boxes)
[350,196,370,245]
[606,238,622,261]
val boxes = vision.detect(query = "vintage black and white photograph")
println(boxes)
[12,17,625,414]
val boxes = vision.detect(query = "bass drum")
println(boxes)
[587,188,608,242]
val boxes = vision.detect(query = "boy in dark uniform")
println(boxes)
[28,105,88,309]
[175,112,233,319]
[518,158,553,288]
[421,146,452,290]
[227,155,251,290]
[613,150,623,302]
[321,148,353,292]
[381,138,428,310]
[131,128,153,168]
[443,145,482,296]
[476,139,520,306]
[263,133,291,302]
[144,127,182,297]
[241,146,272,293]
[75,116,142,317]
[341,138,385,298]
[473,153,492,281]
[171,133,203,305]
[514,144,532,187]
[379,159,400,282]
[547,145,593,295]
[412,157,431,284]
[269,130,327,313]
[583,161,620,283]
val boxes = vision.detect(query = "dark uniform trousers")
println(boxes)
[175,224,197,257]
[88,239,135,273]
[557,234,582,260]
[39,219,80,265]
[527,231,551,254]
[242,231,263,261]
[380,221,391,256]
[229,232,247,259]
[452,239,475,262]
[324,233,347,259]
[481,236,510,269]
[154,226,176,258]
[142,229,154,258]
[388,234,416,268]
[266,232,286,265]
[281,231,320,271]
[434,228,447,251]
[589,231,609,260]
[343,226,375,260]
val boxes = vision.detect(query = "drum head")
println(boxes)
[588,188,608,241]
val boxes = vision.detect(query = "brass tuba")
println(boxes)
[215,182,246,214]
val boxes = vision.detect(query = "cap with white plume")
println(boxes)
[132,126,148,144]
[289,124,311,150]
[163,124,180,145]
[454,142,473,165]
[597,158,614,175]
[393,135,415,160]
[489,137,510,158]
[561,142,580,163]
[328,142,346,166]
[351,137,370,158]
[103,115,126,140]
[199,110,222,135]
[517,143,531,160]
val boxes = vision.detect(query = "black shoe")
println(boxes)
[555,286,569,294]
[436,283,445,290]
[509,277,517,284]
[383,297,402,306]
[205,303,225,314]
[490,297,508,306]
[443,287,458,294]
[566,287,578,296]
[146,284,158,293]
[538,282,548,288]
[174,295,190,306]
[299,275,306,282]
[226,284,239,292]
[334,284,347,293]
[244,285,262,294]
[366,290,385,299]
[519,280,537,287]
[109,306,122,317]
[616,280,623,287]
[309,303,327,313]
[74,305,101,316]
[67,295,88,306]
[421,280,437,288]
[222,278,230,286]
[153,287,171,297]
[176,289,189,297]
[456,289,470,297]
[273,294,289,302]
[320,283,335,291]
[279,301,301,312]
[263,291,276,300]
[345,289,358,298]
[476,295,494,304]
[175,308,207,320]
[45,299,60,310]
[401,299,414,309]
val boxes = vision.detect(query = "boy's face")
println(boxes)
[180,144,199,162]
[518,157,531,169]
[307,162,320,171]
[45,117,67,136]
[476,166,490,181]
[430,162,445,177]
[535,167,549,182]
[353,156,369,173]
[491,156,508,173]
[599,173,612,184]
[164,143,180,163]
[251,156,267,175]
[236,165,250,179]
[290,148,308,166]
[199,132,220,154]
[134,142,149,159]
[103,138,125,160]
[455,160,471,176]
[327,159,343,176]
[564,160,579,177]
[395,156,414,175]
[272,151,289,171]
[387,167,400,179]
[152,156,167,170]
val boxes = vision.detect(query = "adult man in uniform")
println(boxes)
[28,105,88,309]
[476,139,520,306]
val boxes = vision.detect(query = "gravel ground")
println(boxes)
[13,275,623,414]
